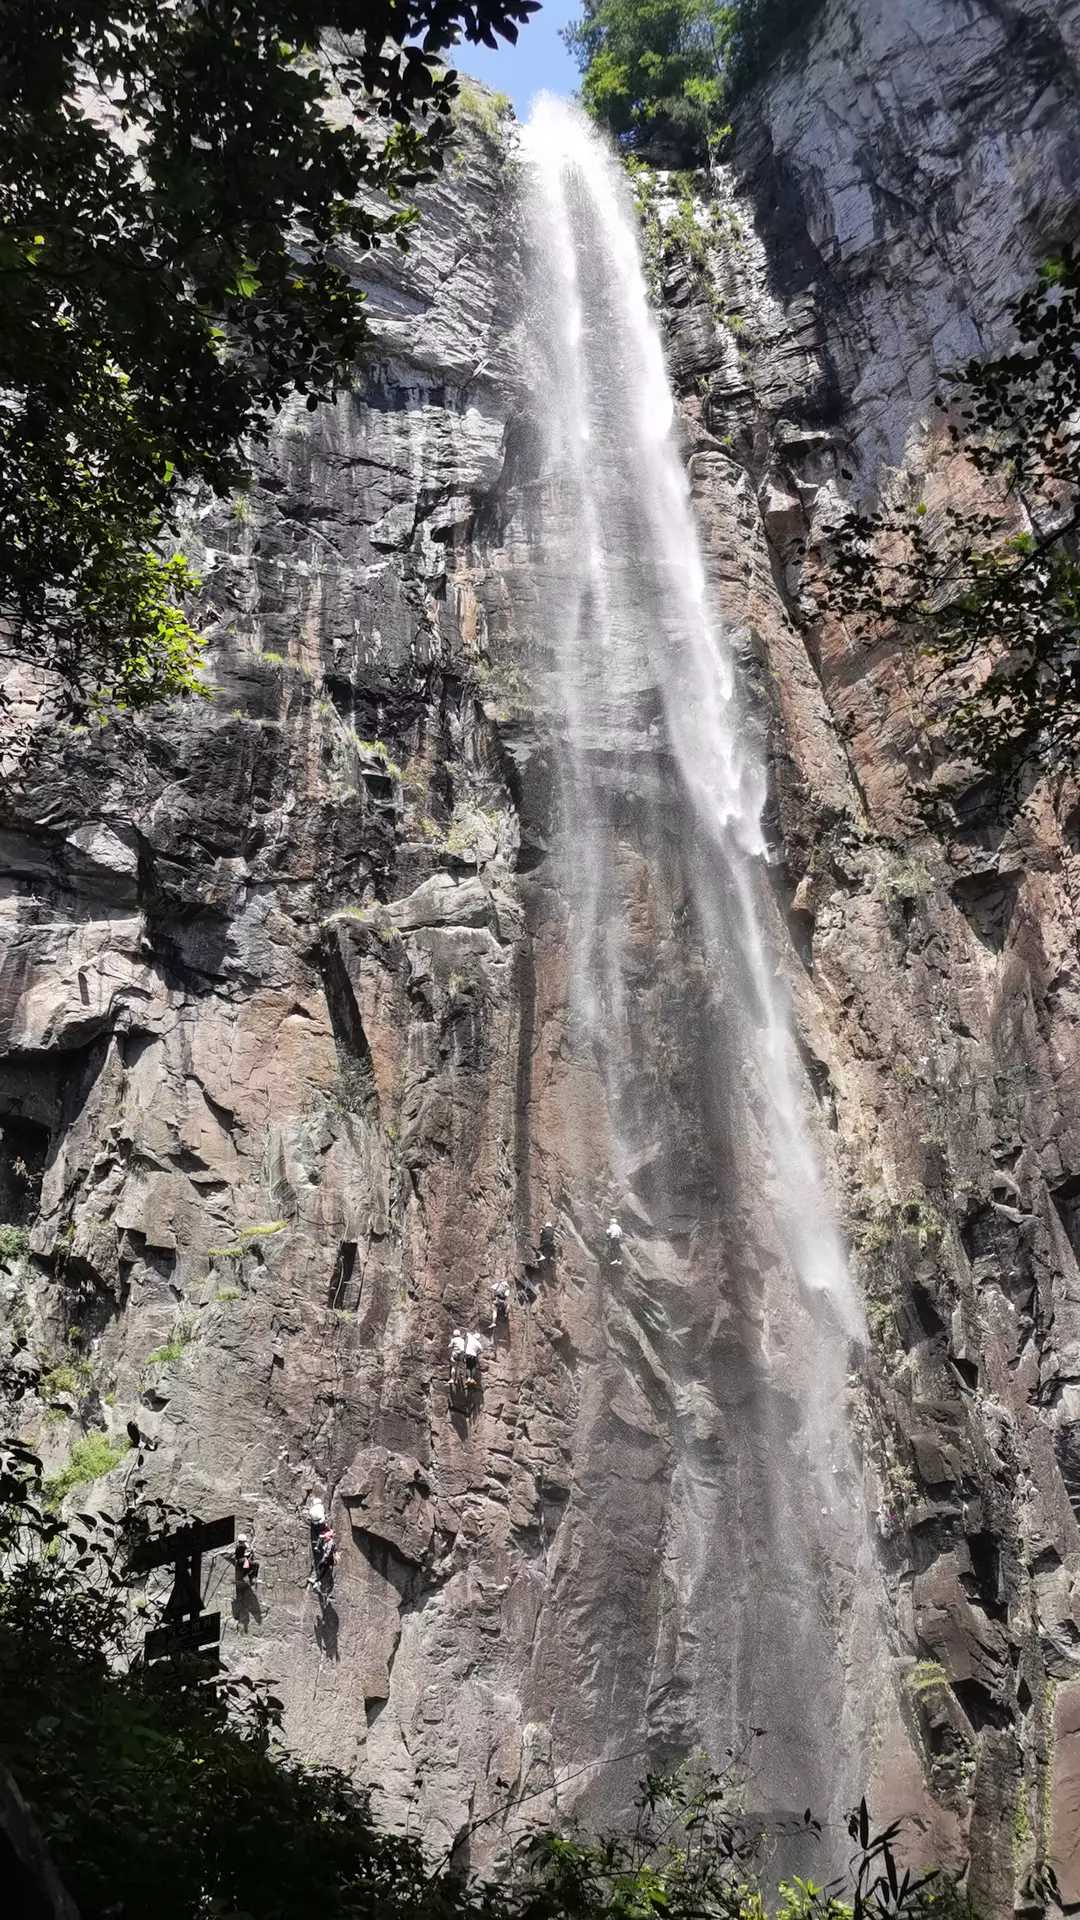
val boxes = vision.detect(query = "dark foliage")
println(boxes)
[824,249,1080,782]
[0,0,537,714]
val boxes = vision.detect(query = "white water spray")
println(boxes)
[522,96,860,1337]
[519,98,872,1840]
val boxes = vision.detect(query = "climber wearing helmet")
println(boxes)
[449,1328,467,1394]
[234,1534,259,1588]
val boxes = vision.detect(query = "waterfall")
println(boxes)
[518,98,874,1852]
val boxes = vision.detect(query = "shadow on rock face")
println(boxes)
[232,1582,263,1631]
[314,1602,339,1661]
[448,1373,484,1430]
[517,1268,541,1306]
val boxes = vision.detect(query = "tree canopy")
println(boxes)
[563,2,729,158]
[0,0,537,718]
[562,1,825,161]
[825,249,1080,784]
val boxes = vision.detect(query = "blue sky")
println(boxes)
[457,1,580,121]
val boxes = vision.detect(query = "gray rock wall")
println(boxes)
[3,6,1080,1909]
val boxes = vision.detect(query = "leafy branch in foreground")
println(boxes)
[0,0,537,718]
[823,249,1080,783]
[512,1759,965,1920]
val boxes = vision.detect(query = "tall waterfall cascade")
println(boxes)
[519,97,876,1840]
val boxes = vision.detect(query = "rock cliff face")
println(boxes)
[3,3,1080,1911]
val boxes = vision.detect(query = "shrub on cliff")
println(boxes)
[0,1,537,722]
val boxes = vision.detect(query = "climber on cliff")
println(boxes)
[490,1277,510,1331]
[464,1328,485,1386]
[449,1328,467,1394]
[234,1534,259,1588]
[538,1221,557,1264]
[309,1522,337,1597]
[605,1215,623,1266]
[306,1497,326,1564]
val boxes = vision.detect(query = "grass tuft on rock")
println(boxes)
[43,1432,129,1511]
[144,1314,199,1368]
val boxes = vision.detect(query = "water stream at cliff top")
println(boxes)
[519,98,872,1850]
